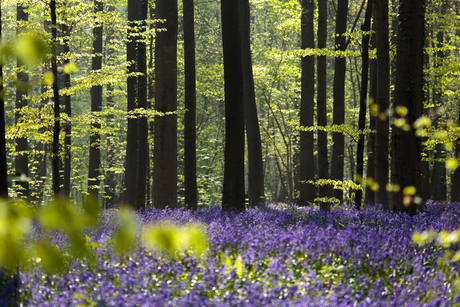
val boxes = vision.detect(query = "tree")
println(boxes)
[240,0,264,207]
[374,0,390,209]
[299,0,316,206]
[154,0,178,209]
[135,0,148,209]
[365,15,377,205]
[390,0,425,213]
[125,0,139,207]
[15,3,30,199]
[355,0,373,210]
[184,0,198,210]
[317,0,329,211]
[429,1,448,202]
[62,21,71,198]
[88,0,104,203]
[330,0,349,203]
[221,0,245,211]
[50,0,61,196]
[0,2,7,199]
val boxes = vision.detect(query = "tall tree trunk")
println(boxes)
[317,0,329,211]
[299,0,316,206]
[240,0,264,207]
[355,0,373,210]
[0,3,7,199]
[390,0,425,213]
[124,0,140,206]
[430,4,447,202]
[374,0,390,209]
[330,0,348,204]
[50,0,61,196]
[62,22,71,199]
[15,4,29,199]
[184,0,198,210]
[135,0,148,209]
[221,0,245,211]
[365,15,377,204]
[88,0,103,203]
[104,5,116,208]
[154,0,178,209]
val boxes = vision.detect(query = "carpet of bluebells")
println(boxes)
[3,201,460,306]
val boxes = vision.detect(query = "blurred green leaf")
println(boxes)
[34,241,65,274]
[16,33,48,66]
[113,208,138,254]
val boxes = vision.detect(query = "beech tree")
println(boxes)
[355,0,373,210]
[390,0,425,213]
[221,0,245,211]
[317,0,329,211]
[299,0,316,205]
[88,0,103,202]
[374,0,390,209]
[240,0,264,207]
[0,2,7,199]
[184,0,198,210]
[330,0,348,203]
[15,3,29,199]
[154,0,178,209]
[50,0,61,196]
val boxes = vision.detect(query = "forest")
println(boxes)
[1,0,460,306]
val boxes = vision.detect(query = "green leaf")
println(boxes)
[34,241,65,274]
[16,33,48,66]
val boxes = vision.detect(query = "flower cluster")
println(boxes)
[3,201,460,306]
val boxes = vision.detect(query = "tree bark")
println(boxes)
[15,4,29,199]
[355,0,373,210]
[50,0,61,196]
[184,0,198,210]
[374,0,390,209]
[88,0,103,203]
[317,0,329,211]
[62,22,72,199]
[154,0,178,209]
[299,0,316,206]
[124,0,140,207]
[429,5,447,202]
[221,0,245,211]
[135,0,148,209]
[365,14,377,205]
[240,0,264,207]
[331,0,348,204]
[0,3,7,199]
[390,0,425,213]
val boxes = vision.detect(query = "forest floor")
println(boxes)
[4,201,460,306]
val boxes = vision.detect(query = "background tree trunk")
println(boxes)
[355,0,373,210]
[15,4,29,199]
[62,22,72,199]
[365,15,377,205]
[240,0,264,207]
[50,0,61,196]
[331,0,348,204]
[184,0,198,210]
[374,0,390,209]
[124,0,140,207]
[221,0,245,211]
[0,4,7,199]
[390,0,425,213]
[430,4,447,202]
[88,0,103,203]
[135,0,148,209]
[317,0,329,211]
[154,0,178,209]
[299,0,316,206]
